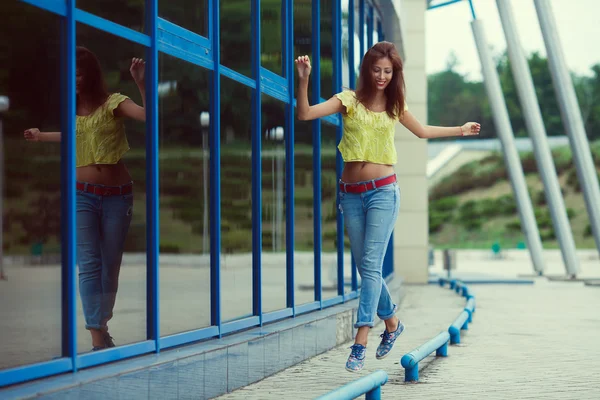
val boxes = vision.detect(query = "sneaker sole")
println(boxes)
[375,326,405,360]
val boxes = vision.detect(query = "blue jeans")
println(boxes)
[339,179,400,329]
[76,184,133,331]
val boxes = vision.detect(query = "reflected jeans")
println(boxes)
[76,185,133,330]
[339,180,400,329]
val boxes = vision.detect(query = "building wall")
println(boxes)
[386,0,430,283]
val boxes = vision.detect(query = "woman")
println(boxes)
[295,41,480,372]
[24,46,146,351]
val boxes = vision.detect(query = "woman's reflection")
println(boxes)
[23,46,146,351]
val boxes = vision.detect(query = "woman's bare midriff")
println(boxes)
[76,160,132,186]
[341,162,395,183]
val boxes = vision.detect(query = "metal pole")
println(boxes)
[534,0,600,256]
[277,147,283,251]
[0,96,7,281]
[200,111,210,255]
[496,0,579,277]
[202,130,208,254]
[471,18,545,274]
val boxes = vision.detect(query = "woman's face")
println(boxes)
[371,57,393,91]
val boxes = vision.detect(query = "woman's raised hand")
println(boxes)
[461,122,481,136]
[130,57,146,85]
[295,55,312,80]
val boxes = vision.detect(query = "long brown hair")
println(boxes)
[76,46,109,109]
[355,41,406,119]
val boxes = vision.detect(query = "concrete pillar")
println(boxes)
[388,0,430,283]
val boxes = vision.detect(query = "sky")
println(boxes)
[425,0,600,81]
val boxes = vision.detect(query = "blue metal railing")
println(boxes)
[401,331,450,382]
[400,279,476,382]
[316,370,388,400]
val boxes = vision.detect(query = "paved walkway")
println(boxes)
[218,251,600,399]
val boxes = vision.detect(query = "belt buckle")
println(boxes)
[104,188,112,196]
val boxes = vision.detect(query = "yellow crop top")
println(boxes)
[76,93,130,167]
[335,90,407,165]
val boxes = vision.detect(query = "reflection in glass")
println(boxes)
[75,24,147,352]
[293,0,315,306]
[77,0,144,32]
[320,0,334,98]
[220,77,253,322]
[321,123,343,298]
[159,0,207,37]
[341,0,351,89]
[262,97,287,313]
[158,54,211,336]
[221,1,252,76]
[0,1,62,369]
[262,0,283,76]
[293,118,315,305]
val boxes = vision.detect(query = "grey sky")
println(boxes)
[426,0,600,81]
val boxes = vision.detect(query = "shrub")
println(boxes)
[505,219,521,232]
[430,196,459,213]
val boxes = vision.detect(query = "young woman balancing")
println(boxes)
[24,46,147,351]
[295,41,480,372]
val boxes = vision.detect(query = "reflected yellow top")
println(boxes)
[76,93,130,167]
[335,90,407,165]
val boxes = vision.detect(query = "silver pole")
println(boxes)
[276,148,284,251]
[0,95,8,280]
[471,19,545,274]
[534,0,600,256]
[496,0,579,277]
[202,131,209,255]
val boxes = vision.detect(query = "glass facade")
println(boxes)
[0,0,387,387]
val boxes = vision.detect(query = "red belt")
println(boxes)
[76,182,133,196]
[339,175,396,194]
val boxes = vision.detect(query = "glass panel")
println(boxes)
[295,0,313,100]
[321,123,341,298]
[159,0,208,37]
[0,1,62,369]
[221,1,252,77]
[158,53,211,336]
[294,119,315,305]
[320,0,334,98]
[77,0,144,32]
[341,0,351,89]
[76,24,147,352]
[363,13,368,54]
[262,0,283,76]
[293,0,314,305]
[353,8,361,84]
[220,77,253,322]
[262,97,287,313]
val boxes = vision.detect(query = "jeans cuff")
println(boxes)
[354,321,375,329]
[377,304,398,320]
[85,324,108,331]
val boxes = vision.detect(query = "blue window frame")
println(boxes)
[0,0,389,387]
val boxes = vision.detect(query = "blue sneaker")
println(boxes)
[375,321,405,359]
[345,344,367,372]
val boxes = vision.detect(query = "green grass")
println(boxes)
[429,143,600,250]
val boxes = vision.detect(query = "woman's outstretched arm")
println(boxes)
[23,129,61,142]
[400,110,480,139]
[296,55,343,121]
